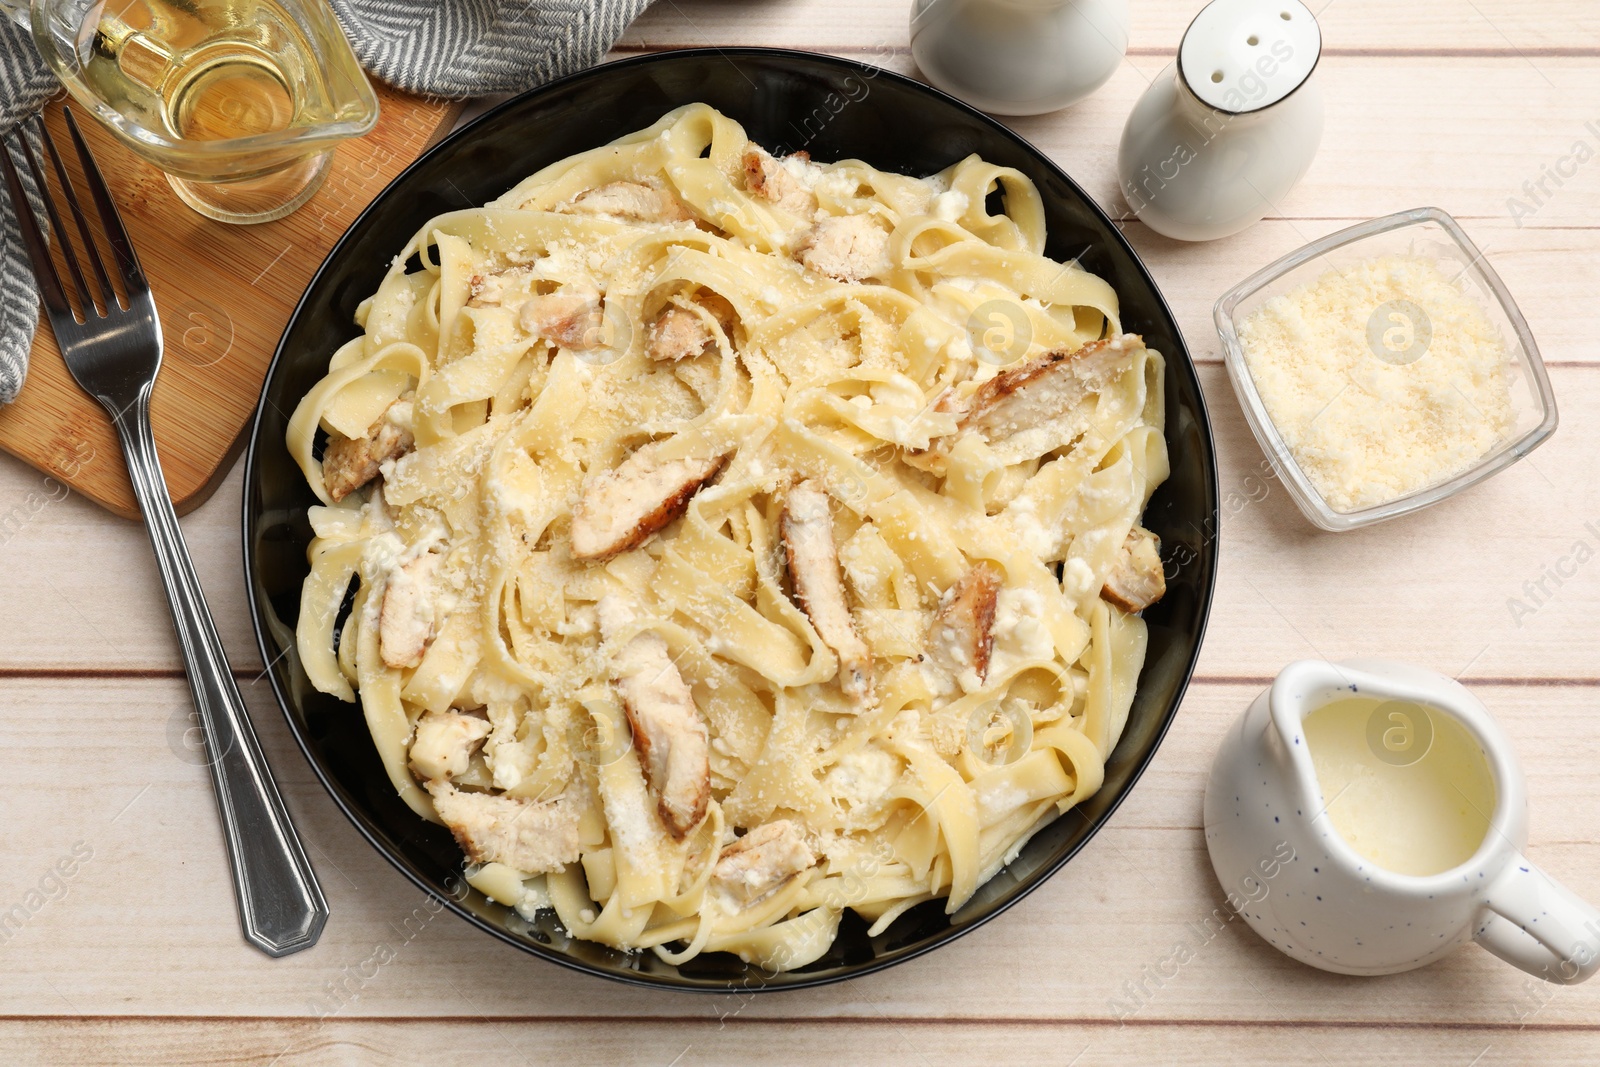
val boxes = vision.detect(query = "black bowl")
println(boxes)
[243,47,1218,992]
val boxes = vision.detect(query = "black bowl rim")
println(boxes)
[242,45,1219,994]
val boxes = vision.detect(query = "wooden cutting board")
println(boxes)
[0,87,460,519]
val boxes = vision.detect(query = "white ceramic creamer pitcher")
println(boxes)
[1205,659,1600,982]
[910,0,1129,116]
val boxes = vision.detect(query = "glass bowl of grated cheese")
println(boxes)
[1214,206,1557,532]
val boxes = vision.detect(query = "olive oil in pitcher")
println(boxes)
[34,0,377,222]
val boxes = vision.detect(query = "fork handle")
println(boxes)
[108,385,328,957]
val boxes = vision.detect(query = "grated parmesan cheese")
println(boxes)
[1236,254,1516,512]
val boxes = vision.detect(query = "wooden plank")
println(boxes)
[0,677,1590,1024]
[996,56,1600,231]
[0,88,457,521]
[0,456,266,672]
[1197,362,1600,684]
[1,1016,1597,1067]
[621,0,1600,53]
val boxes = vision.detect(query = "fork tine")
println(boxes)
[15,120,96,320]
[0,132,76,325]
[39,113,118,314]
[63,108,145,294]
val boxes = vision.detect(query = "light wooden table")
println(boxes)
[3,1,1598,1062]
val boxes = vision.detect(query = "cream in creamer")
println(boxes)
[1303,696,1496,877]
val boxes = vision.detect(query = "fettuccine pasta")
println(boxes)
[287,104,1170,972]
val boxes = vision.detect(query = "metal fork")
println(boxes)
[0,110,327,957]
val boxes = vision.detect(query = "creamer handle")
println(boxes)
[1474,856,1600,984]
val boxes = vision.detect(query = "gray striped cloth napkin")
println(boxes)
[0,15,56,404]
[0,0,649,404]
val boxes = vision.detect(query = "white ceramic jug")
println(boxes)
[1117,0,1323,241]
[1205,659,1600,982]
[910,0,1129,116]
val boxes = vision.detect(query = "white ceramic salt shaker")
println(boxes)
[910,0,1130,116]
[1117,0,1323,241]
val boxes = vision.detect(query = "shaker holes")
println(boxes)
[1212,70,1224,82]
[1281,10,1292,18]
[1247,35,1260,45]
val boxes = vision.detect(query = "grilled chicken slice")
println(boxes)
[566,181,693,223]
[467,265,534,308]
[1101,526,1166,612]
[409,710,491,782]
[380,551,441,669]
[426,780,581,874]
[944,335,1141,462]
[569,441,728,561]
[796,214,891,282]
[933,563,1002,688]
[520,286,603,349]
[782,481,871,703]
[646,291,739,362]
[647,307,713,364]
[712,819,816,906]
[598,596,711,839]
[741,143,817,217]
[322,398,415,502]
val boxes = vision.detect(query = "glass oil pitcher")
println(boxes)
[12,0,378,224]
